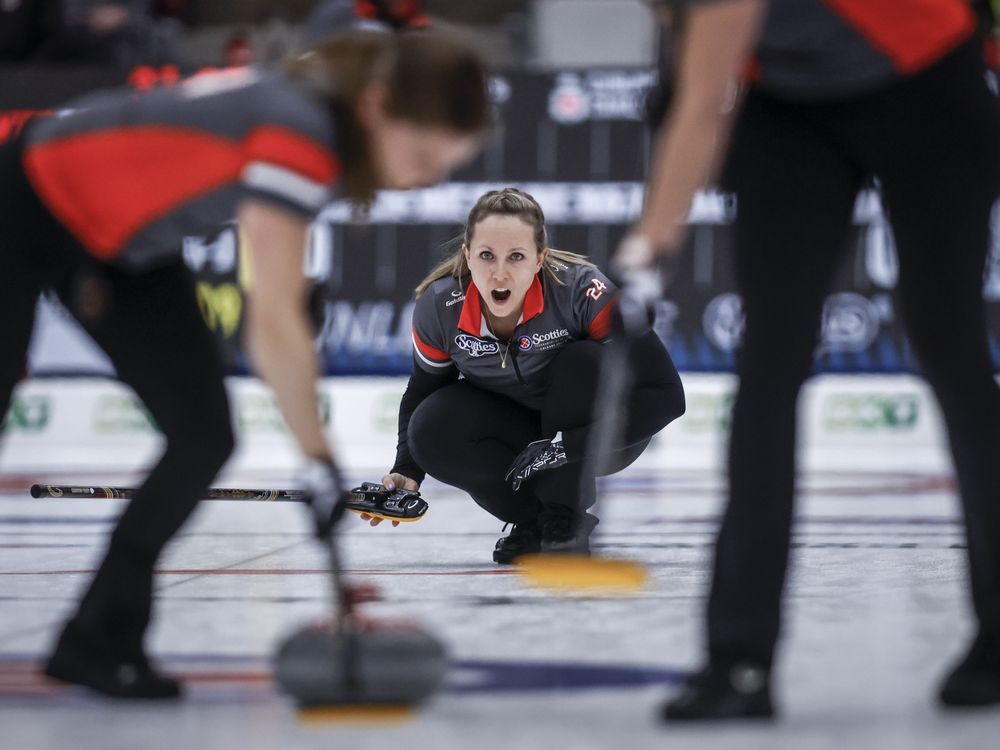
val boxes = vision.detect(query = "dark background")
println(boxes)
[3,64,999,376]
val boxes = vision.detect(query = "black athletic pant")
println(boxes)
[708,40,1000,667]
[407,334,685,525]
[0,135,234,654]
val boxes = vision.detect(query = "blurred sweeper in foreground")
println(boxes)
[615,0,1000,719]
[0,28,489,698]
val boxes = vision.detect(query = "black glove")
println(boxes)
[345,482,429,522]
[302,457,350,538]
[505,432,569,491]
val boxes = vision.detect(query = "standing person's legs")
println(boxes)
[868,41,1000,704]
[666,94,862,721]
[706,95,861,669]
[44,259,235,698]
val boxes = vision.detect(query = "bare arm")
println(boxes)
[617,0,766,270]
[238,199,332,462]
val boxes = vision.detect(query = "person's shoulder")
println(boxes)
[255,70,323,109]
[235,69,337,141]
[426,275,466,300]
[416,276,467,315]
[24,85,133,144]
[562,260,595,283]
[552,259,614,295]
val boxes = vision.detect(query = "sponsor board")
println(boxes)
[93,394,157,434]
[316,182,729,226]
[19,65,992,379]
[820,393,920,433]
[548,74,590,124]
[702,293,744,353]
[547,70,658,124]
[238,391,332,435]
[0,375,963,475]
[317,300,415,371]
[374,391,404,433]
[0,395,50,434]
[819,293,891,354]
[677,392,735,434]
[699,291,895,357]
[986,198,1000,302]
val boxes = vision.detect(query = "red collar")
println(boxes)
[457,276,545,336]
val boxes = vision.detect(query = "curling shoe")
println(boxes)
[939,632,1000,708]
[662,661,774,721]
[493,521,542,565]
[44,620,181,699]
[538,507,599,554]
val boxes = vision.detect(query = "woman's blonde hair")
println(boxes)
[285,29,490,206]
[415,187,595,297]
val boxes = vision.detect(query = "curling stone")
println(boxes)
[273,623,449,707]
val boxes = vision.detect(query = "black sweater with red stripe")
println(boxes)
[667,0,976,100]
[23,67,340,269]
[392,262,679,483]
[409,263,618,410]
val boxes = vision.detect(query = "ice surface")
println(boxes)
[1,468,997,750]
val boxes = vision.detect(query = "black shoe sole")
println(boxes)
[662,704,775,722]
[492,548,540,565]
[939,682,1000,707]
[660,701,776,723]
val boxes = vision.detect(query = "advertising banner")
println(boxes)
[4,65,1000,376]
[1,374,953,476]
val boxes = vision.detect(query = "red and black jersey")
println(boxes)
[411,262,618,411]
[22,68,340,269]
[665,0,976,99]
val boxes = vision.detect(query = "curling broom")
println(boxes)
[516,267,663,593]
